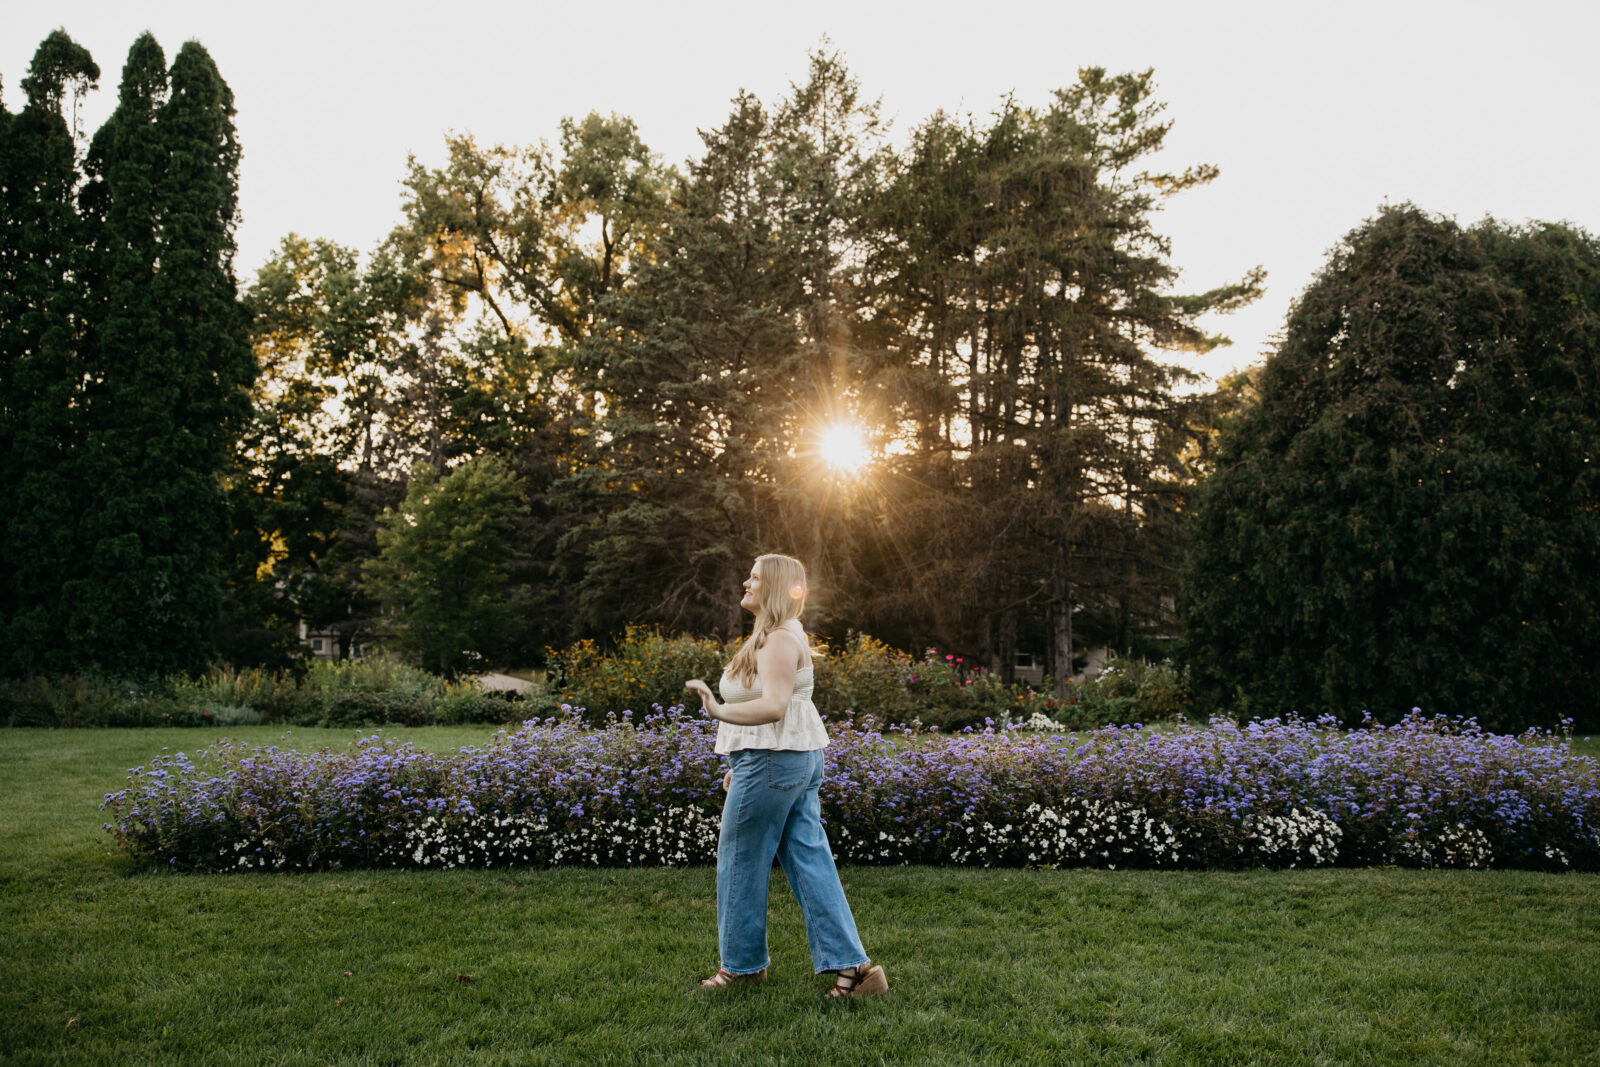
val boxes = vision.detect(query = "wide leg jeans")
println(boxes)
[716,747,868,976]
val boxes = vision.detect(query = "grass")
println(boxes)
[4,727,1599,1066]
[1565,734,1599,760]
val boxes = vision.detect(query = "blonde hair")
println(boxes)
[725,553,808,686]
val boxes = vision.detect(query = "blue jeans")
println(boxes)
[717,747,868,976]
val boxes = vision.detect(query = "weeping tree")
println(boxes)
[1181,206,1600,730]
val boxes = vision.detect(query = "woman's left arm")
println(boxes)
[686,632,799,726]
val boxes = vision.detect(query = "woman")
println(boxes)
[685,553,888,998]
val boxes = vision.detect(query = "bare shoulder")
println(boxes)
[763,626,802,654]
[760,625,805,670]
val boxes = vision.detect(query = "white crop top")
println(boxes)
[713,618,830,754]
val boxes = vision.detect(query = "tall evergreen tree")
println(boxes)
[1181,206,1600,729]
[0,32,100,674]
[562,92,809,638]
[868,71,1261,687]
[64,35,254,674]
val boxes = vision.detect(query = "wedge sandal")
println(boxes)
[824,962,888,998]
[699,967,767,989]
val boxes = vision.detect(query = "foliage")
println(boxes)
[856,68,1263,688]
[817,642,1190,732]
[1181,207,1600,730]
[26,31,1597,743]
[0,673,176,728]
[545,626,733,725]
[521,54,1259,672]
[811,634,917,726]
[1,45,1261,686]
[1,32,253,677]
[71,36,254,674]
[541,628,1188,731]
[0,32,100,678]
[101,712,1600,874]
[0,660,530,729]
[362,457,533,674]
[554,89,814,640]
[1051,656,1193,729]
[895,649,1029,732]
[222,237,400,663]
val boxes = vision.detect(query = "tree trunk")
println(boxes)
[1052,538,1074,698]
[998,606,1017,686]
[725,560,745,640]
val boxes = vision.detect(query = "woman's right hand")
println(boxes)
[685,679,717,719]
[722,769,732,792]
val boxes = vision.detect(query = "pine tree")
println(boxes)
[868,71,1261,688]
[562,92,809,638]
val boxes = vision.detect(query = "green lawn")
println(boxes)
[4,727,1598,1065]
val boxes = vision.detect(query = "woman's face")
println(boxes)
[740,563,762,613]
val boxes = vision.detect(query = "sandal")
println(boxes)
[699,967,767,989]
[824,962,888,998]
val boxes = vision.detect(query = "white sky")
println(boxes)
[5,0,1596,385]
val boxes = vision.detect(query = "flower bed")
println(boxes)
[102,712,1600,873]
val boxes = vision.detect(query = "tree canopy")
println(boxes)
[14,31,1594,732]
[362,456,532,675]
[1180,206,1600,730]
[169,48,1256,688]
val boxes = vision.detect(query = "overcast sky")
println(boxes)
[5,0,1595,385]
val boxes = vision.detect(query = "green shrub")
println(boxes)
[513,691,567,720]
[313,690,419,728]
[1,657,544,729]
[200,703,266,727]
[0,639,1195,732]
[912,683,1015,731]
[283,659,440,726]
[299,658,446,701]
[1009,656,1193,729]
[0,676,86,726]
[180,666,285,709]
[0,674,208,727]
[1081,656,1191,722]
[436,683,523,725]
[903,649,1039,731]
[812,634,915,725]
[546,627,732,724]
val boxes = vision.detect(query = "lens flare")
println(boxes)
[818,423,871,473]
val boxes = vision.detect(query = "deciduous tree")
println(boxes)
[362,456,532,674]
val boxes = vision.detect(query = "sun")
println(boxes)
[818,423,871,473]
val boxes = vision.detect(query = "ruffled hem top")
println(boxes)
[713,618,829,754]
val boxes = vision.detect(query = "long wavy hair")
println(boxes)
[725,554,808,687]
